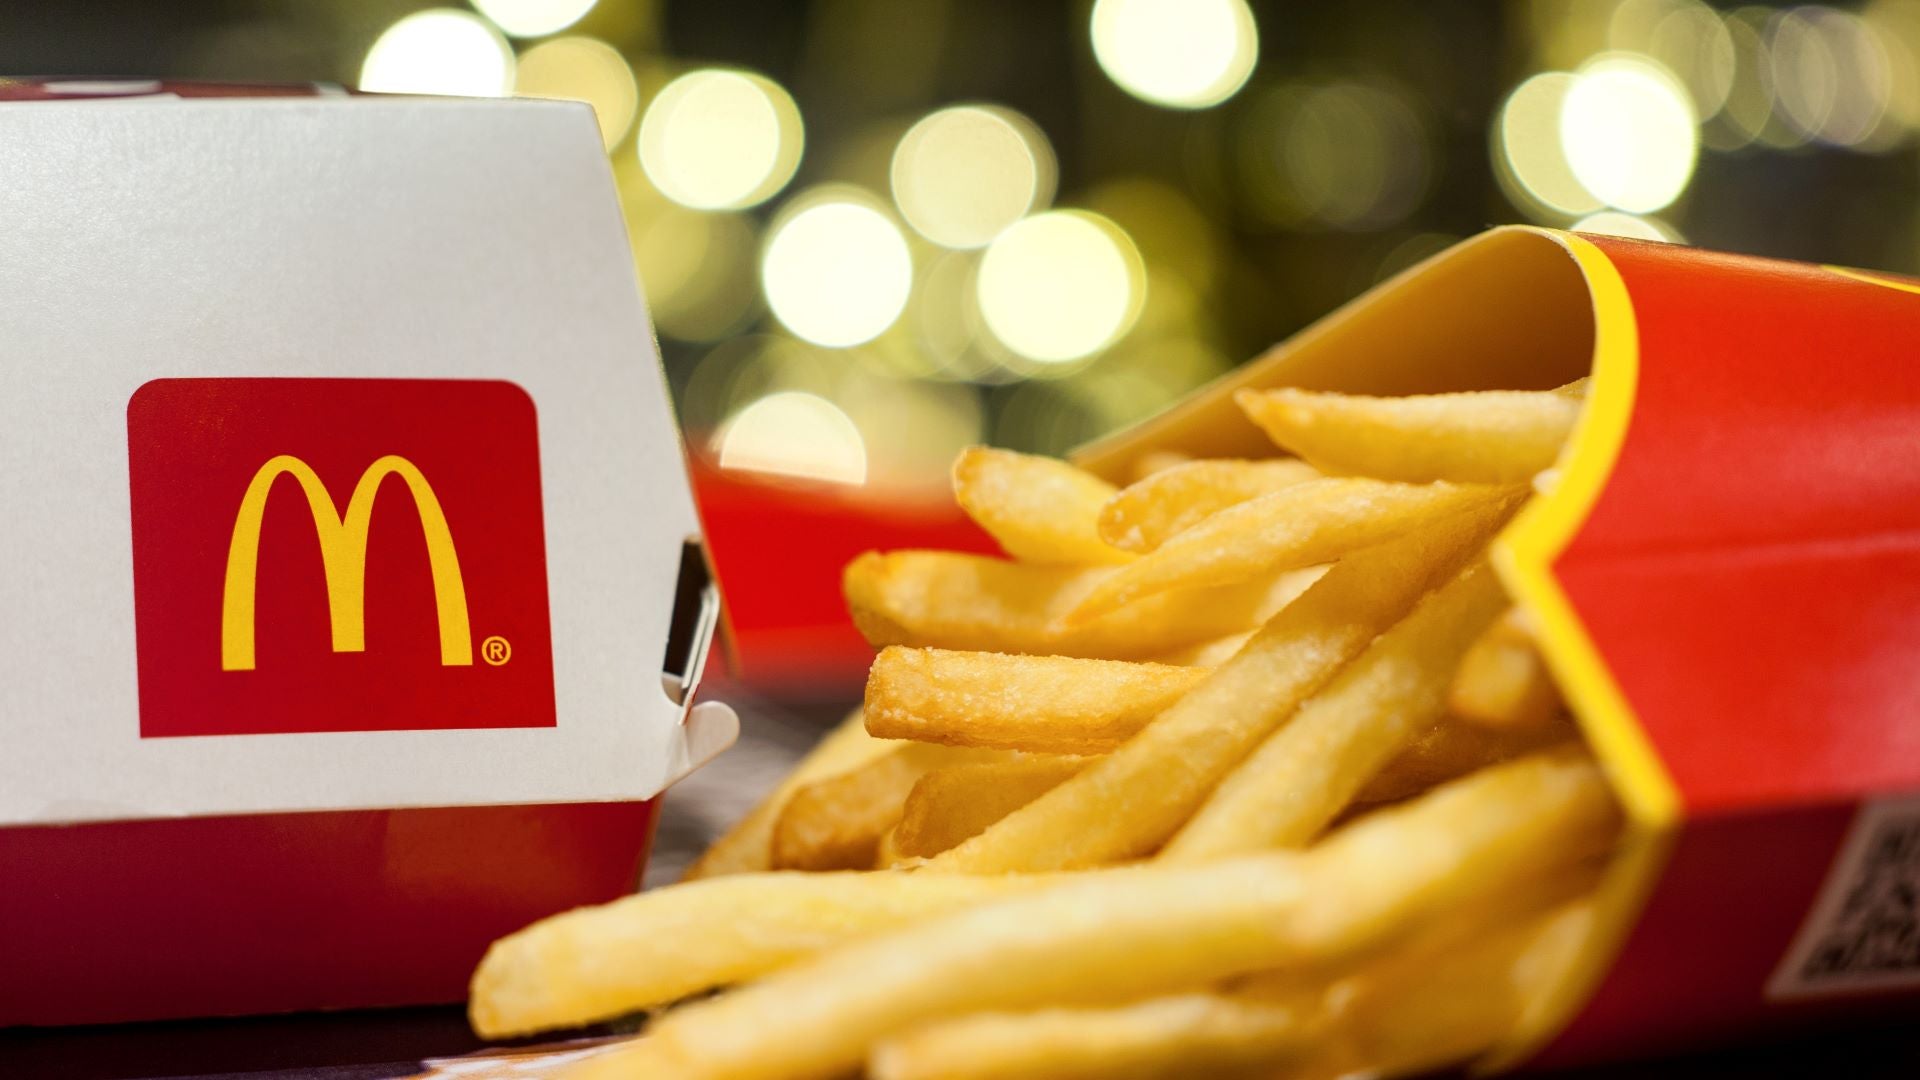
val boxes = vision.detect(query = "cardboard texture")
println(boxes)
[0,84,734,1024]
[1081,226,1920,1068]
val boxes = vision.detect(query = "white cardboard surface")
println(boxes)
[0,96,732,824]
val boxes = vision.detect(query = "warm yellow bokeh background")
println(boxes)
[74,0,1920,500]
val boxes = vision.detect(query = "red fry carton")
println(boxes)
[0,81,735,1025]
[1074,225,1920,1066]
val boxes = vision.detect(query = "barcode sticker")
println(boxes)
[1767,793,1920,1000]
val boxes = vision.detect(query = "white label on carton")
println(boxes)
[1766,792,1920,999]
[0,97,725,824]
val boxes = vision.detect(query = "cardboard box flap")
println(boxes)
[1076,226,1595,480]
[0,94,732,826]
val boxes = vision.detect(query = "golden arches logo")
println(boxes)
[220,455,472,672]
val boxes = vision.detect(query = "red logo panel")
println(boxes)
[127,379,556,737]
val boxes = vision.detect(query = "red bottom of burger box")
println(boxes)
[0,800,656,1027]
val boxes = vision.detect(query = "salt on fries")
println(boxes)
[472,382,1617,1080]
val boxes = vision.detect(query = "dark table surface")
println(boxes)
[5,694,1915,1079]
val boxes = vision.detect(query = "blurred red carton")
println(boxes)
[0,81,734,1025]
[1074,225,1920,1066]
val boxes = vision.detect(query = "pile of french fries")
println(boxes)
[472,380,1619,1080]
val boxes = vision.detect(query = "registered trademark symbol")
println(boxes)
[481,635,512,666]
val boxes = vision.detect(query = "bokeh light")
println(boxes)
[993,379,1107,456]
[1708,9,1778,149]
[891,105,1057,248]
[838,377,986,493]
[680,335,824,438]
[514,36,638,148]
[762,194,914,348]
[1241,81,1432,230]
[894,250,1002,382]
[1525,0,1619,72]
[1560,54,1698,213]
[715,391,868,486]
[1770,7,1890,148]
[1573,211,1685,242]
[639,69,803,210]
[631,207,760,343]
[1495,73,1604,219]
[1864,0,1920,148]
[977,210,1145,364]
[1607,0,1683,53]
[360,9,514,97]
[1085,178,1223,297]
[472,0,598,39]
[1090,0,1259,109]
[1645,1,1738,119]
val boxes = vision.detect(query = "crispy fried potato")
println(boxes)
[1298,899,1597,1080]
[683,709,894,881]
[1162,561,1508,860]
[1356,714,1579,806]
[565,754,1618,1080]
[844,551,1322,661]
[928,499,1516,874]
[1128,449,1194,482]
[952,447,1130,566]
[874,825,905,869]
[1069,479,1516,622]
[869,992,1318,1080]
[1449,607,1562,729]
[893,757,1089,860]
[871,860,1605,1076]
[772,744,991,871]
[1151,631,1255,667]
[470,870,1082,1038]
[1235,385,1583,485]
[1097,458,1322,554]
[864,647,1207,755]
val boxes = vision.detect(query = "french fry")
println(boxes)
[1300,899,1597,1080]
[951,446,1131,566]
[470,870,1084,1038]
[483,365,1638,1080]
[1128,448,1194,482]
[929,500,1515,874]
[1449,606,1563,729]
[868,992,1319,1080]
[863,647,1207,755]
[564,753,1618,1080]
[844,551,1321,661]
[1162,560,1508,860]
[1235,385,1582,485]
[683,709,893,881]
[1356,715,1579,806]
[894,867,1603,1080]
[1151,631,1254,667]
[892,757,1088,860]
[1097,458,1322,553]
[874,825,905,869]
[771,743,989,871]
[1069,478,1515,622]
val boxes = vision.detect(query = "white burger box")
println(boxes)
[0,81,736,1026]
